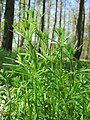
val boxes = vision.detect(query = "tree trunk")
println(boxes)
[74,0,85,60]
[28,0,31,10]
[19,0,26,47]
[50,0,58,50]
[85,3,90,59]
[2,0,15,51]
[17,0,21,47]
[47,0,52,31]
[63,0,66,34]
[0,0,2,41]
[47,0,52,49]
[59,0,62,28]
[27,0,31,19]
[58,0,62,42]
[38,0,46,53]
[41,0,46,32]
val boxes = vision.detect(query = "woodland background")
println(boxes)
[0,0,90,59]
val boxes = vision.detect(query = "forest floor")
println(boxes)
[0,49,90,120]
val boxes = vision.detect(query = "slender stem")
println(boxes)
[60,46,63,75]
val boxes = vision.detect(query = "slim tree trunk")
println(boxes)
[72,8,77,45]
[38,0,46,53]
[86,4,90,59]
[50,0,58,50]
[27,0,31,19]
[19,0,25,47]
[47,0,52,31]
[58,0,62,42]
[63,0,66,34]
[67,11,70,35]
[33,0,36,42]
[0,1,2,41]
[59,0,62,28]
[74,0,85,60]
[47,0,52,49]
[2,0,15,50]
[28,0,31,10]
[17,0,21,47]
[41,0,46,32]
[47,0,52,33]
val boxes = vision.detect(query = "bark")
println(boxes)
[47,0,52,49]
[28,0,31,10]
[74,0,85,60]
[58,0,62,42]
[59,0,62,28]
[0,1,2,41]
[2,0,15,50]
[47,0,52,32]
[50,0,58,50]
[27,0,31,19]
[38,0,46,53]
[41,0,46,32]
[63,0,66,34]
[17,0,21,47]
[85,4,90,59]
[19,0,25,47]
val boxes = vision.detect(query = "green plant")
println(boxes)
[0,9,90,120]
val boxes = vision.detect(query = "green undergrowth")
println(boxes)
[0,9,90,120]
[0,49,90,120]
[0,48,16,68]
